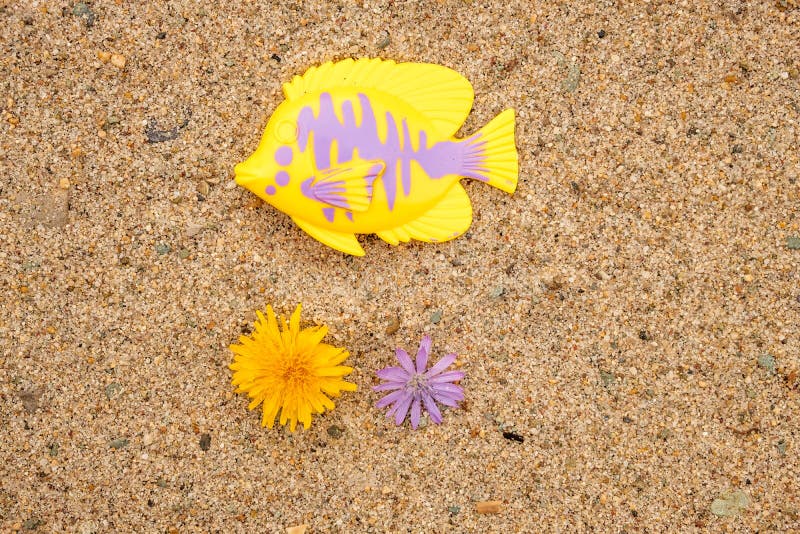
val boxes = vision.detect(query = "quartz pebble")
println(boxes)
[110,54,126,69]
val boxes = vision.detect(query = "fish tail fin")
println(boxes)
[461,108,518,194]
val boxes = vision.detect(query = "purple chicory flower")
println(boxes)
[373,336,465,429]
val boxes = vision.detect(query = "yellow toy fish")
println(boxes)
[235,58,518,256]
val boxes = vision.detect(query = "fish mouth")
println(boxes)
[233,161,262,190]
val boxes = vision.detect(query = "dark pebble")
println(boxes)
[17,389,41,414]
[623,416,633,424]
[23,518,42,531]
[156,31,167,39]
[71,2,96,27]
[376,31,391,50]
[109,438,129,449]
[271,53,282,62]
[598,29,606,38]
[199,433,211,451]
[638,329,650,341]
[502,430,524,443]
[145,116,189,143]
[327,425,344,439]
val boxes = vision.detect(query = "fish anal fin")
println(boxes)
[283,58,473,138]
[292,217,365,256]
[376,226,411,246]
[377,184,473,245]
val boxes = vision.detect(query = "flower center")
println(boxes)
[406,373,430,394]
[282,361,310,384]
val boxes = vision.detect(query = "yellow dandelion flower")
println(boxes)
[229,304,357,431]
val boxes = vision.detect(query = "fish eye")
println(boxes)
[275,120,298,144]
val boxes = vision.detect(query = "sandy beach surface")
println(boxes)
[2,1,799,532]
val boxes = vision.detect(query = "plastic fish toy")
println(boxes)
[235,58,518,256]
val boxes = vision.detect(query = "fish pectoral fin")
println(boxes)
[311,160,384,212]
[291,217,365,256]
[283,58,473,138]
[377,184,473,245]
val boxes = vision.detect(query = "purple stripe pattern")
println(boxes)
[296,92,488,214]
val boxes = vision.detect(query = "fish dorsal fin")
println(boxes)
[307,160,384,212]
[283,58,474,138]
[376,183,473,245]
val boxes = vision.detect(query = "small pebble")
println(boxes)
[710,490,749,517]
[110,54,127,69]
[58,177,70,189]
[199,433,211,451]
[327,425,344,439]
[598,29,606,38]
[430,310,443,324]
[196,180,210,197]
[109,438,129,449]
[502,430,524,443]
[786,237,800,250]
[186,224,204,238]
[562,63,581,93]
[476,500,502,514]
[600,370,615,387]
[489,286,505,299]
[71,2,95,26]
[757,354,776,374]
[385,315,401,335]
[23,518,42,531]
[104,382,121,400]
[17,389,41,414]
[376,30,391,50]
[155,243,171,255]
